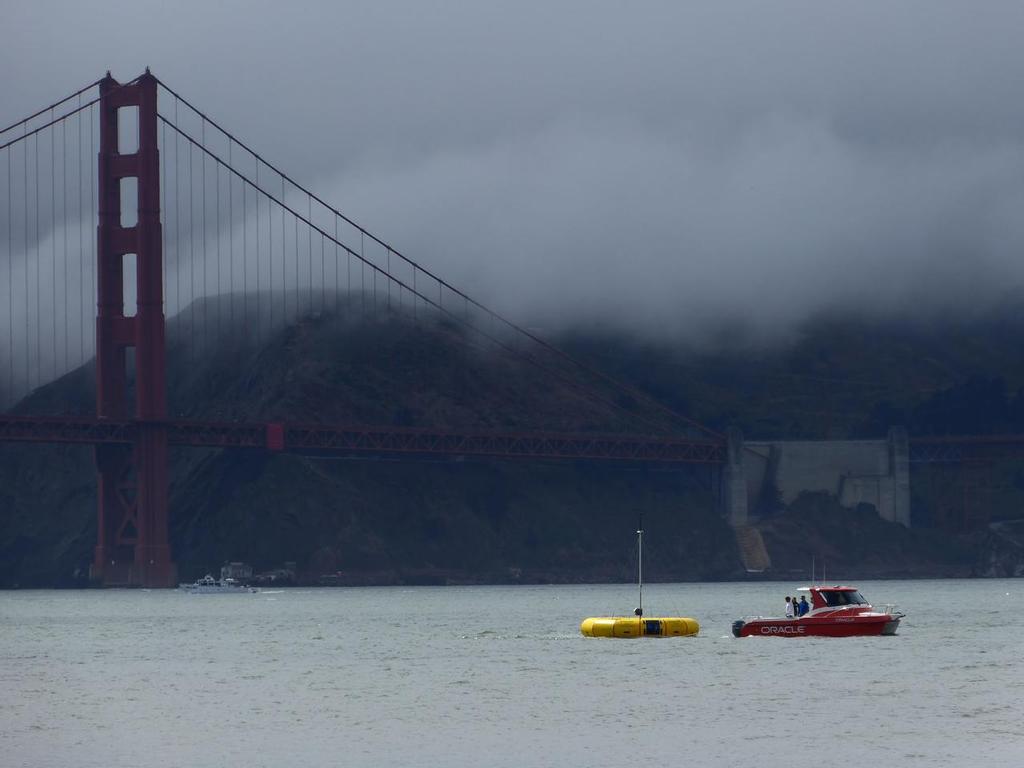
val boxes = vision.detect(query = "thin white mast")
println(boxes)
[636,513,644,617]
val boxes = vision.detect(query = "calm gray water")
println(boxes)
[1,580,1021,767]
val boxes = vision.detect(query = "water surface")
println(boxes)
[1,580,1021,767]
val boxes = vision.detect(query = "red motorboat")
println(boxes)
[732,585,903,638]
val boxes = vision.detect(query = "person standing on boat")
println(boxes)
[799,596,810,616]
[785,596,795,618]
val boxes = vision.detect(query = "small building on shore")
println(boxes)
[220,562,253,581]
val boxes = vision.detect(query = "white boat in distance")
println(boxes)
[179,574,258,594]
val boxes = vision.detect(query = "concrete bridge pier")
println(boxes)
[723,427,748,527]
[722,427,912,529]
[888,426,911,527]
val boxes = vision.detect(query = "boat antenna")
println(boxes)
[811,555,815,585]
[635,512,644,617]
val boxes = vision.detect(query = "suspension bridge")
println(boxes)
[1,70,1022,586]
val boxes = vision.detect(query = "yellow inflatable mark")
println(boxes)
[580,616,699,638]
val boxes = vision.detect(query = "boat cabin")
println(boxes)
[799,586,869,611]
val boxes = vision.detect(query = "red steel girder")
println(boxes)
[0,416,726,464]
[909,435,1024,464]
[0,416,136,444]
[12,418,1024,465]
[277,424,726,463]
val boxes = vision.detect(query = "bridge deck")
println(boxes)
[0,416,727,464]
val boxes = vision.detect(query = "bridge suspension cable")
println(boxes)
[0,78,103,140]
[1,90,101,406]
[157,113,687,435]
[0,76,154,408]
[1,71,721,439]
[153,76,720,439]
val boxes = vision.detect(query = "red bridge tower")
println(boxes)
[90,71,175,587]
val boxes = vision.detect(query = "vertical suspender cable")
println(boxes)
[271,176,277,327]
[25,132,31,390]
[293,203,299,318]
[288,199,294,319]
[161,111,167,346]
[267,164,273,335]
[284,179,290,320]
[270,173,276,331]
[308,193,313,313]
[23,132,29,393]
[215,142,221,341]
[280,193,286,325]
[201,120,208,352]
[188,134,195,364]
[51,110,57,381]
[333,217,338,314]
[307,197,313,312]
[89,104,95,363]
[79,96,85,366]
[175,99,181,336]
[6,148,12,401]
[49,111,56,381]
[242,162,247,333]
[241,175,247,335]
[284,180,290,324]
[35,130,41,388]
[63,119,68,372]
[228,139,234,332]
[285,178,290,322]
[252,159,258,342]
[268,169,274,332]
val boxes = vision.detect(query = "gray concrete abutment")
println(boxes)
[722,427,911,528]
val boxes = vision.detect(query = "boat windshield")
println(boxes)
[821,590,868,606]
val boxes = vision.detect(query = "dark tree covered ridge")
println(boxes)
[561,307,1024,441]
[3,302,1024,586]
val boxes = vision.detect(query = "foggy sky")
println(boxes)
[4,0,1024,344]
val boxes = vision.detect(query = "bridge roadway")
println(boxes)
[905,434,1024,463]
[3,416,1024,464]
[0,415,727,464]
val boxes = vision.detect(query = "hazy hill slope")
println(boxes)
[561,309,1024,439]
[3,300,1024,586]
[0,303,733,587]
